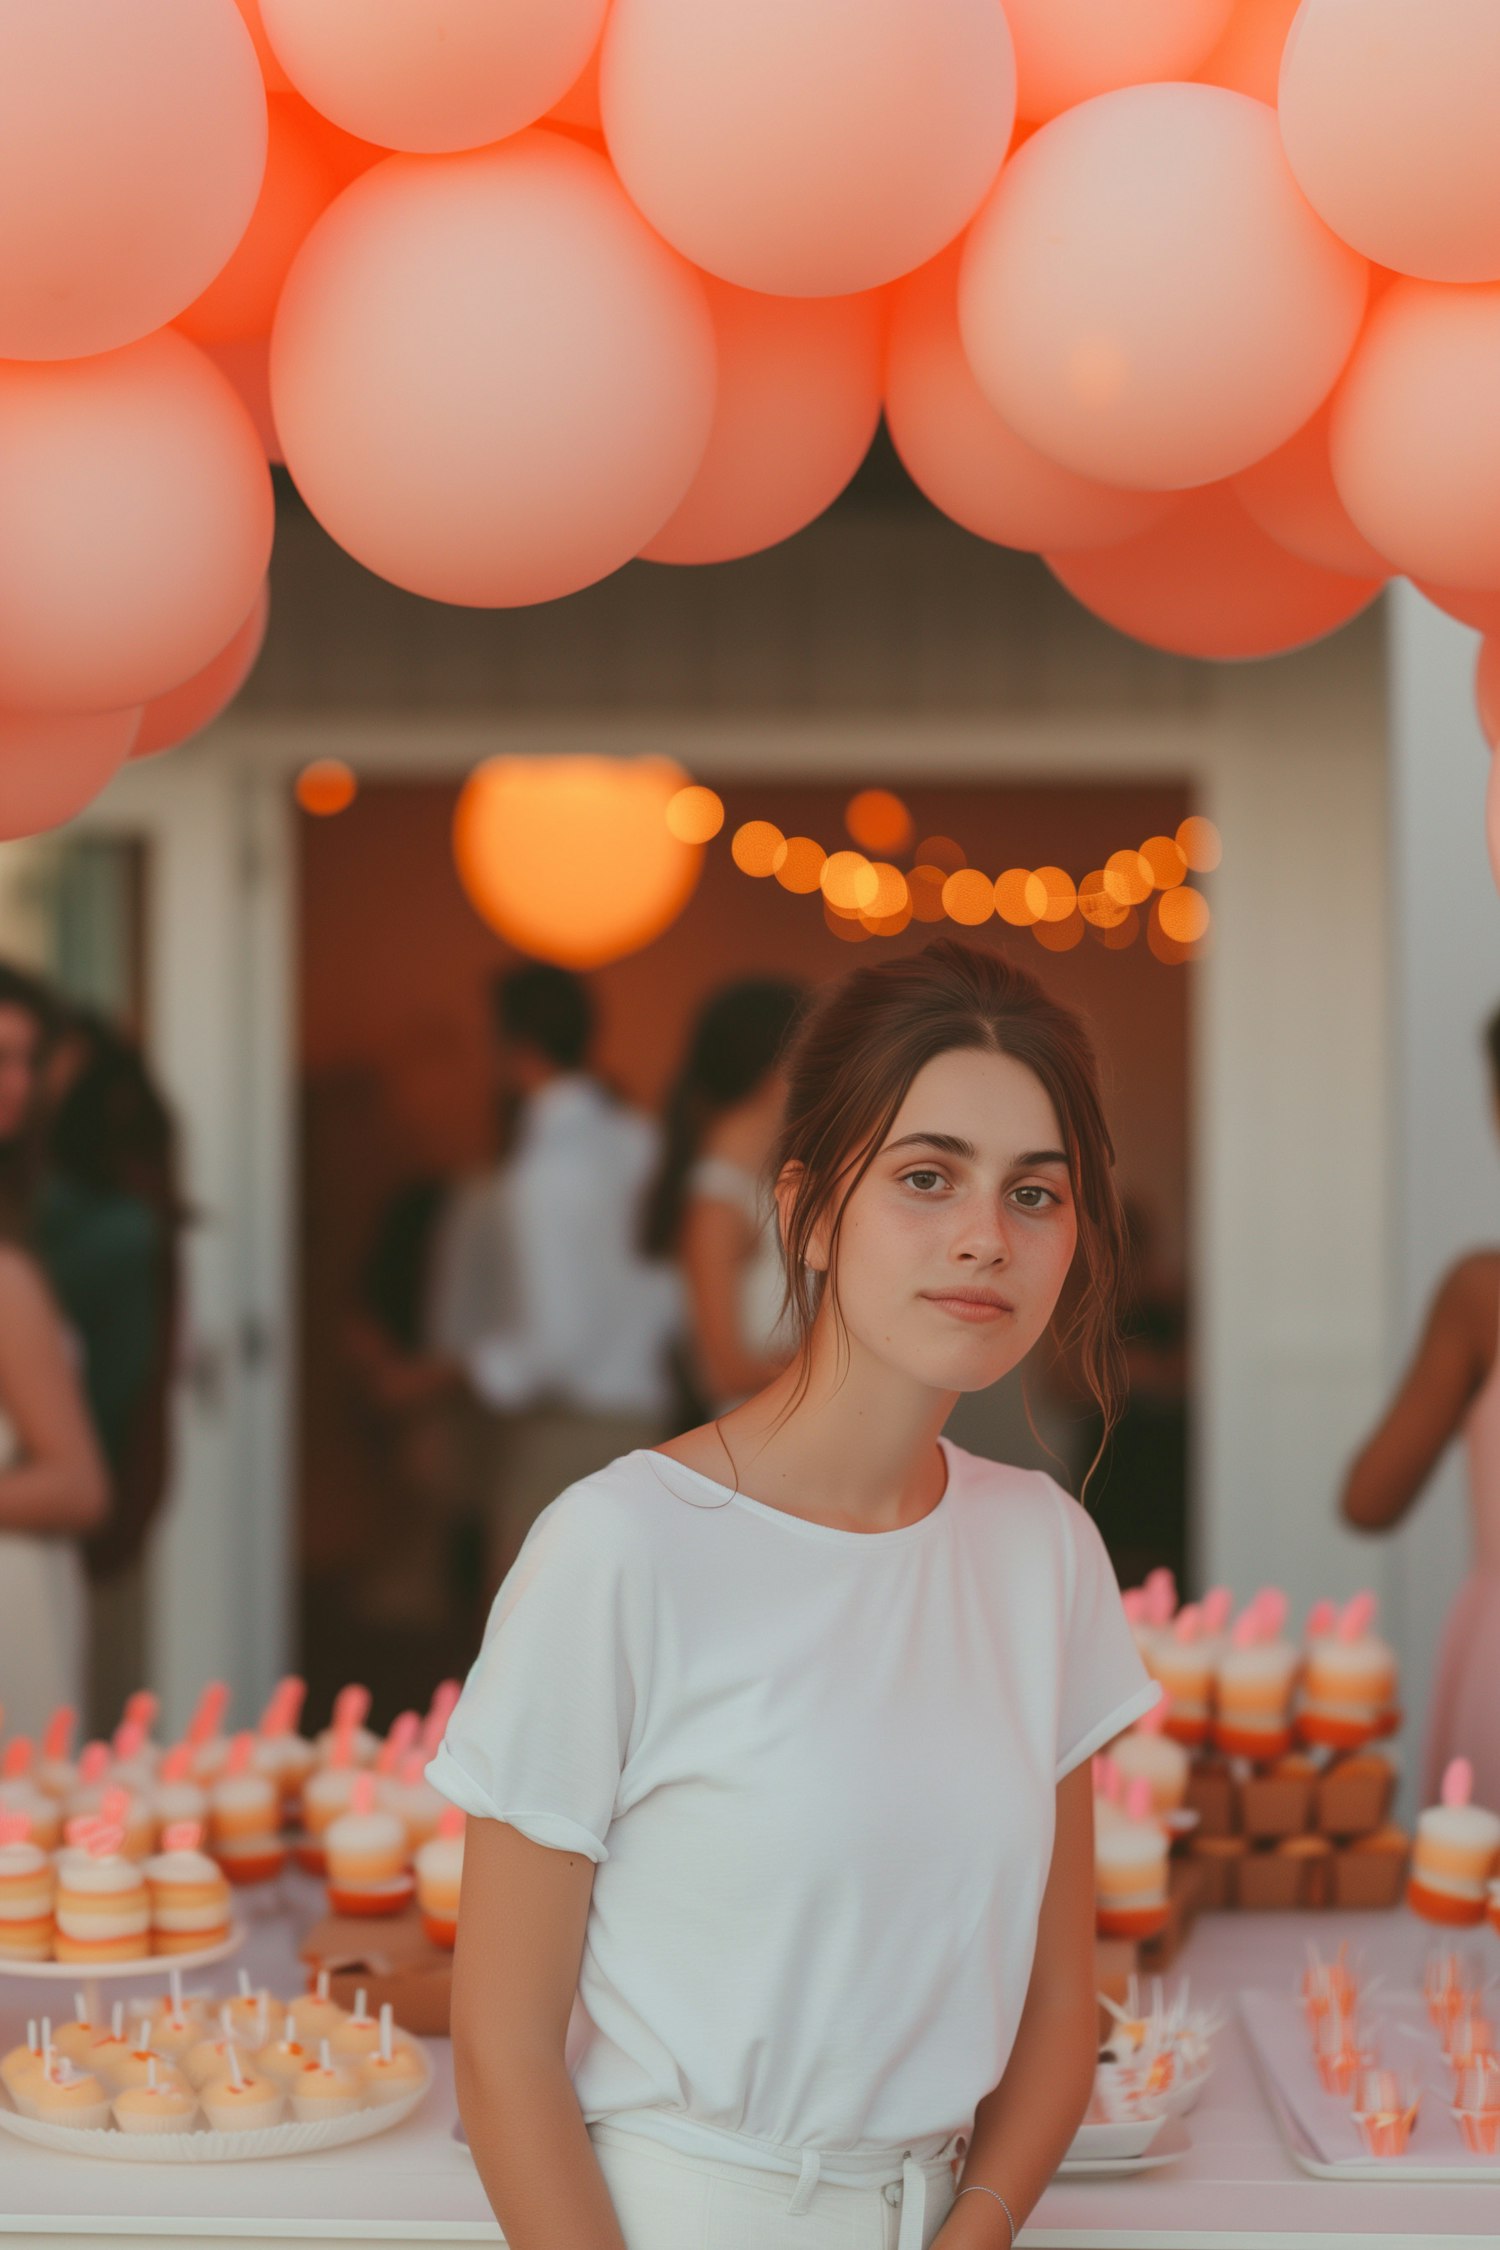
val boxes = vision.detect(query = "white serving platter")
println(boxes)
[0,1923,246,1982]
[0,2070,429,2164]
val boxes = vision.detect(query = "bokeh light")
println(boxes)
[907,864,949,923]
[1104,847,1154,907]
[824,894,871,943]
[994,868,1040,927]
[822,849,880,912]
[865,861,910,919]
[296,758,357,815]
[773,835,827,893]
[862,899,913,939]
[1176,815,1223,873]
[1096,906,1141,951]
[1157,886,1211,944]
[732,819,785,877]
[943,868,995,925]
[1077,870,1128,929]
[665,783,725,844]
[1025,865,1077,923]
[1032,914,1084,953]
[845,788,913,856]
[914,833,966,875]
[1139,833,1187,889]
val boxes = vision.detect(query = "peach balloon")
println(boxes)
[0,333,274,714]
[960,86,1368,492]
[1196,0,1300,101]
[885,245,1171,552]
[0,708,143,841]
[0,0,267,359]
[177,97,341,344]
[549,46,602,132]
[1488,739,1500,899]
[1280,0,1500,283]
[1231,403,1390,577]
[272,133,715,607]
[1416,581,1500,637]
[1045,484,1383,660]
[1001,0,1233,123]
[600,0,1015,296]
[641,282,882,566]
[454,756,704,970]
[132,584,271,758]
[1477,640,1500,752]
[259,0,608,152]
[1330,281,1500,591]
[233,0,292,91]
[201,337,282,463]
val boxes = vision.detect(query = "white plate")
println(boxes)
[1066,2115,1168,2161]
[0,1924,246,1982]
[0,2071,430,2163]
[1056,2117,1190,2179]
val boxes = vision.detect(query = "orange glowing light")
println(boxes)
[845,789,913,856]
[1025,865,1077,923]
[943,868,995,925]
[1176,815,1223,873]
[994,868,1040,927]
[1157,886,1210,944]
[1077,870,1128,930]
[453,754,704,971]
[774,835,827,894]
[907,865,949,923]
[1096,906,1141,951]
[1139,833,1187,890]
[865,862,910,919]
[1104,848,1154,908]
[862,899,914,939]
[914,834,966,876]
[822,850,879,912]
[666,784,725,844]
[825,895,871,943]
[732,820,786,878]
[295,758,357,816]
[1032,913,1085,953]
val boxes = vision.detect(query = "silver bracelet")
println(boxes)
[954,2183,1016,2246]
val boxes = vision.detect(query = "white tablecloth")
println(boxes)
[0,1887,1494,2247]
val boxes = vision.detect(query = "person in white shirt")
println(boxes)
[430,937,1157,2250]
[464,964,681,1599]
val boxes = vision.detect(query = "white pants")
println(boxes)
[588,2120,963,2250]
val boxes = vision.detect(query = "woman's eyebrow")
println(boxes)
[884,1133,1070,1169]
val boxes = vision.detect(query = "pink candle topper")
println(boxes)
[120,1690,158,1740]
[186,1681,230,1748]
[1338,1590,1378,1642]
[1253,1587,1289,1638]
[332,1684,371,1733]
[41,1707,76,1762]
[1200,1586,1234,1635]
[224,1731,256,1778]
[1121,1587,1147,1626]
[161,1820,204,1854]
[1305,1597,1337,1637]
[257,1675,307,1737]
[350,1771,378,1818]
[1442,1758,1475,1810]
[0,1811,31,1845]
[437,1805,464,1841]
[77,1741,110,1787]
[1143,1568,1177,1627]
[376,1711,420,1775]
[1,1736,33,1780]
[158,1742,195,1786]
[1172,1603,1203,1644]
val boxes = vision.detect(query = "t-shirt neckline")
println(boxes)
[639,1435,956,1548]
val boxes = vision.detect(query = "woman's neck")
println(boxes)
[681,1317,956,1533]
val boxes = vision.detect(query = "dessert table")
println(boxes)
[0,1884,1494,2249]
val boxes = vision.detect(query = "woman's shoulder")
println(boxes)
[0,1241,55,1315]
[525,1448,688,1565]
[942,1439,1100,1558]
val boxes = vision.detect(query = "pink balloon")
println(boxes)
[1488,740,1500,898]
[1232,402,1390,577]
[0,708,142,842]
[233,0,292,91]
[177,96,341,345]
[1196,0,1300,100]
[200,336,283,464]
[272,133,715,607]
[259,0,608,152]
[0,333,274,715]
[1280,0,1500,284]
[1046,484,1384,660]
[0,0,266,360]
[1001,0,1234,123]
[132,584,270,759]
[601,0,1016,296]
[641,282,882,566]
[1477,639,1500,752]
[1330,281,1500,591]
[549,46,602,132]
[1416,581,1500,636]
[884,245,1171,552]
[960,86,1368,492]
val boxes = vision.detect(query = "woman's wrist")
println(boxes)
[939,2180,1018,2247]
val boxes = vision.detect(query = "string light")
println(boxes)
[296,759,357,816]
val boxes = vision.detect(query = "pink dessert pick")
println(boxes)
[350,1771,378,1817]
[1,1736,33,1781]
[161,1820,204,1853]
[1200,1586,1234,1635]
[437,1806,464,1841]
[1339,1591,1377,1642]
[41,1707,76,1762]
[376,1712,420,1774]
[1305,1597,1337,1637]
[186,1682,230,1748]
[1442,1758,1475,1811]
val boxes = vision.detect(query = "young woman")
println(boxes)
[641,977,804,1413]
[430,939,1158,2250]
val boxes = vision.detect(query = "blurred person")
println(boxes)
[40,1012,179,1728]
[465,964,681,1597]
[640,978,804,1413]
[1341,1001,1500,1809]
[0,962,60,1236]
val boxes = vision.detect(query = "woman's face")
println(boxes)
[807,1046,1080,1396]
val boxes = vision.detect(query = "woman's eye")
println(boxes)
[1011,1184,1060,1210]
[900,1169,945,1193]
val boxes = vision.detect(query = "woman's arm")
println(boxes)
[681,1194,785,1406]
[1340,1255,1495,1534]
[935,1761,1098,2247]
[0,1248,108,1537]
[451,1816,628,2250]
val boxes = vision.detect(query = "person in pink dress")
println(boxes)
[1341,1011,1500,1807]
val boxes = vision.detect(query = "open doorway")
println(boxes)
[297,772,1193,1723]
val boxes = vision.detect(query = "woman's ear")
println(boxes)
[776,1159,831,1275]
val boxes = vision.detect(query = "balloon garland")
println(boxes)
[2,0,1500,846]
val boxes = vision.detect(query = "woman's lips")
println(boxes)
[920,1290,1015,1324]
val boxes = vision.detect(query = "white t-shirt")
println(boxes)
[428,1437,1158,2158]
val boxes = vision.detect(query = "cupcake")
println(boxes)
[83,2004,134,2088]
[416,1806,465,1947]
[290,2038,364,2122]
[201,2054,284,2133]
[360,2006,427,2107]
[108,2024,191,2096]
[1147,1603,1214,1747]
[255,2032,314,2091]
[53,1823,150,1963]
[251,1677,317,1815]
[183,2008,242,2091]
[314,1684,380,1770]
[108,1715,161,1811]
[52,1995,99,2070]
[329,1989,382,2061]
[113,2058,197,2136]
[1408,1759,1500,1926]
[0,2020,45,2108]
[150,1743,209,1837]
[183,1681,232,1786]
[34,1707,79,1802]
[0,1741,62,1853]
[223,1974,287,2048]
[1094,1777,1170,1939]
[1300,1591,1397,1751]
[1106,1705,1189,1817]
[390,1749,448,1852]
[29,2058,111,2130]
[325,1774,413,1915]
[145,1820,232,1952]
[1214,1590,1301,1762]
[286,1969,346,2047]
[0,1814,55,1960]
[209,1734,285,1886]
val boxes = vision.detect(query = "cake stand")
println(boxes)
[0,1922,246,2029]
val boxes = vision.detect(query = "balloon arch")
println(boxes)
[0,0,1498,857]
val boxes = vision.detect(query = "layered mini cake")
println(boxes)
[1408,1759,1500,1926]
